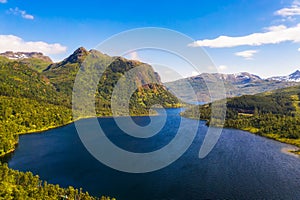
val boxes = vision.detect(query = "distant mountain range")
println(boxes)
[1,49,300,103]
[166,71,300,103]
[0,51,52,62]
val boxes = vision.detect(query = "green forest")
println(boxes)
[182,85,300,150]
[0,163,114,200]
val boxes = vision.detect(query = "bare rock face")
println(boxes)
[0,51,52,62]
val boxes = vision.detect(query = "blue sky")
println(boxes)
[1,0,300,79]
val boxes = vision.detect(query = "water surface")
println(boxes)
[8,109,300,199]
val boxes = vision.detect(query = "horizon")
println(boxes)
[1,0,300,79]
[1,46,299,82]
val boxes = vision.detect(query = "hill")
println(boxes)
[182,85,300,151]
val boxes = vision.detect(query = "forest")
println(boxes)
[182,85,300,148]
[0,163,114,200]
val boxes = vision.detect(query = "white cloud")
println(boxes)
[0,35,67,55]
[128,51,140,60]
[235,50,258,60]
[218,65,228,71]
[8,7,34,20]
[298,47,300,51]
[191,71,200,76]
[189,24,300,48]
[275,1,300,17]
[0,0,7,3]
[264,25,287,31]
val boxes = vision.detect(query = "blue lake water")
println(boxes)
[8,108,300,199]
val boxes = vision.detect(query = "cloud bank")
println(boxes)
[189,24,300,48]
[0,35,67,55]
[275,0,300,17]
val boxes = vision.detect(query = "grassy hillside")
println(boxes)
[19,57,52,73]
[182,85,300,149]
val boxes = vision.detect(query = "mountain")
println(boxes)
[0,47,180,156]
[43,47,180,116]
[182,84,300,150]
[202,72,263,84]
[166,72,300,103]
[268,70,300,82]
[0,51,52,62]
[0,51,53,72]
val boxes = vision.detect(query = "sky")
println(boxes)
[1,0,300,80]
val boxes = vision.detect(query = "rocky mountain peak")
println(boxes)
[64,47,88,63]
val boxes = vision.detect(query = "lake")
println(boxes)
[8,108,300,199]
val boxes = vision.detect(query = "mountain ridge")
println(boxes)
[166,70,300,103]
[0,51,52,62]
[267,70,300,82]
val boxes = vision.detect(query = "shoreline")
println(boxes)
[281,147,300,157]
[228,126,300,157]
[181,115,300,157]
[226,125,300,157]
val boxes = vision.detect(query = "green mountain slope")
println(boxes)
[43,47,180,116]
[182,85,300,149]
[0,60,70,106]
[19,57,52,72]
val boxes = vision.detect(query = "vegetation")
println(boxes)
[19,57,52,73]
[0,96,72,157]
[0,47,181,198]
[0,47,180,156]
[182,85,300,148]
[0,163,114,200]
[44,48,180,117]
[0,60,70,107]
